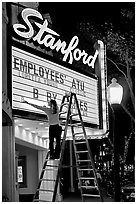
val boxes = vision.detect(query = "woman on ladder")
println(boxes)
[23,98,62,159]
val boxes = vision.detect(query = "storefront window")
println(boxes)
[18,156,27,188]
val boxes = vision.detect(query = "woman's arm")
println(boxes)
[23,100,46,111]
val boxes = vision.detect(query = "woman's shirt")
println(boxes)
[43,106,60,126]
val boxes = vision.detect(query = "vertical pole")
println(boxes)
[111,105,121,201]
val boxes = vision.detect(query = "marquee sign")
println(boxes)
[12,46,99,126]
[13,8,98,69]
[11,7,108,134]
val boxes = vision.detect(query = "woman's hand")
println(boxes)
[21,97,28,104]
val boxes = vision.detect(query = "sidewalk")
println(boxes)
[62,190,114,202]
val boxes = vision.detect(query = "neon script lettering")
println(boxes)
[13,8,98,68]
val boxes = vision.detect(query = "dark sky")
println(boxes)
[38,2,134,36]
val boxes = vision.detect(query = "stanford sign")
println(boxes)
[13,8,98,68]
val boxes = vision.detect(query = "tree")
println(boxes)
[77,5,135,166]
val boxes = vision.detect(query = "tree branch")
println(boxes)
[107,57,135,110]
[121,103,135,123]
[107,57,127,78]
[123,132,134,164]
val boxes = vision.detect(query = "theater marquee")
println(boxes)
[12,7,108,134]
[12,46,99,126]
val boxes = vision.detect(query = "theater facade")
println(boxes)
[2,2,108,201]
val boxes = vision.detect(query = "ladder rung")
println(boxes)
[70,113,79,117]
[44,168,58,171]
[78,165,93,169]
[81,186,98,189]
[37,189,54,192]
[60,119,66,122]
[70,123,81,127]
[73,132,84,136]
[82,194,100,197]
[59,111,67,115]
[76,150,88,153]
[45,158,60,161]
[60,102,69,107]
[77,160,91,162]
[45,165,58,168]
[39,178,56,182]
[44,159,54,161]
[75,141,86,144]
[60,123,66,126]
[79,177,95,180]
[42,167,57,171]
[78,169,93,171]
[33,199,50,202]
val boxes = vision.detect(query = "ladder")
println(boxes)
[33,151,62,202]
[69,93,103,201]
[54,92,103,201]
[33,92,103,202]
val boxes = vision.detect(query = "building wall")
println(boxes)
[2,2,15,202]
[15,144,38,195]
[2,2,48,201]
[2,2,8,94]
[2,126,15,201]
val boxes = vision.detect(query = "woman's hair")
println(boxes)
[50,99,58,114]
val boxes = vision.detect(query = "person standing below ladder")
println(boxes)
[22,98,62,159]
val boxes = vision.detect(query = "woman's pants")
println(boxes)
[49,124,62,159]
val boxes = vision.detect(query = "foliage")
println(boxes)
[77,5,135,165]
[78,10,135,67]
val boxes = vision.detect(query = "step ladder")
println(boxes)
[54,92,103,202]
[33,92,103,202]
[33,151,62,202]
